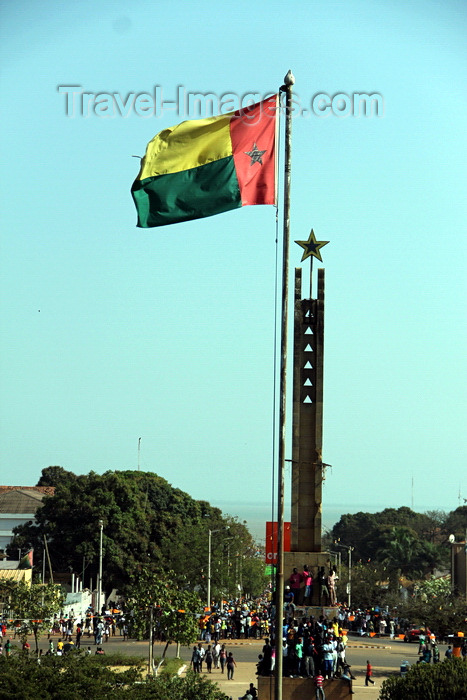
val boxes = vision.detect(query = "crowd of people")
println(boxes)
[256,621,354,683]
[0,602,130,659]
[2,566,466,700]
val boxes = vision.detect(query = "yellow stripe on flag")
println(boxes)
[138,114,233,179]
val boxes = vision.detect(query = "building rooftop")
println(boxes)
[0,486,55,496]
[0,487,55,514]
[0,569,32,585]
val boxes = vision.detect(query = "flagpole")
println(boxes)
[274,69,294,700]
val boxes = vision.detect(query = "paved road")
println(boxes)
[9,632,449,699]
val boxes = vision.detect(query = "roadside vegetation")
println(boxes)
[0,652,229,699]
[379,659,467,700]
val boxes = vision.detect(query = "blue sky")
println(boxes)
[1,1,466,542]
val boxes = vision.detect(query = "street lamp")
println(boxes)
[97,519,103,616]
[329,549,342,580]
[222,537,234,602]
[207,527,229,610]
[334,540,354,607]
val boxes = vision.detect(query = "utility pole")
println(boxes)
[43,535,54,584]
[207,529,212,611]
[335,540,353,607]
[148,605,154,675]
[97,519,103,616]
[274,68,295,700]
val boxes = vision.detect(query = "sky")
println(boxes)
[1,1,466,543]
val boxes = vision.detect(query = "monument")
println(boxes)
[259,240,351,699]
[284,255,333,610]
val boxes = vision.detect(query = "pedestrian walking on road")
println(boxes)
[314,672,325,700]
[365,660,375,685]
[226,651,237,680]
[197,642,205,672]
[205,645,213,673]
[220,644,227,673]
[190,645,200,673]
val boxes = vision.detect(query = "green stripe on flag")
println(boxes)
[132,156,241,228]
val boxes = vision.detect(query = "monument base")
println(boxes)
[284,551,335,607]
[258,676,352,700]
[288,604,338,622]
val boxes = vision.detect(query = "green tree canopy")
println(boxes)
[0,580,64,652]
[8,467,262,598]
[380,659,467,700]
[0,654,229,700]
[444,506,467,541]
[331,506,449,580]
[126,568,201,660]
[37,465,77,489]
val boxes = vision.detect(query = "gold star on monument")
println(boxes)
[295,229,329,262]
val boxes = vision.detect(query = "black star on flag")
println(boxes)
[244,142,266,166]
[295,229,329,262]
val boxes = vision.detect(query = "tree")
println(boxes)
[331,511,380,562]
[379,659,467,700]
[126,568,201,659]
[414,575,451,602]
[331,507,447,581]
[36,465,77,489]
[7,469,259,597]
[422,510,448,544]
[379,526,423,589]
[342,561,388,609]
[378,526,444,590]
[444,506,467,541]
[0,656,232,699]
[390,588,467,639]
[138,672,229,700]
[0,580,64,652]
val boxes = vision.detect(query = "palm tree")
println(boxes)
[378,526,423,591]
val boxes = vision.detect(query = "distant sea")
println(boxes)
[211,499,393,543]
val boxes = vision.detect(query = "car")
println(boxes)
[403,628,423,643]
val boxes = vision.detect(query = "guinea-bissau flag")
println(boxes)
[131,95,278,228]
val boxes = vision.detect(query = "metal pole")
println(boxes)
[98,519,103,616]
[348,548,352,608]
[43,534,54,584]
[451,540,455,594]
[275,68,295,700]
[227,543,231,600]
[240,555,243,596]
[149,605,154,675]
[207,529,212,611]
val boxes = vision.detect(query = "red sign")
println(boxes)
[265,521,291,564]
